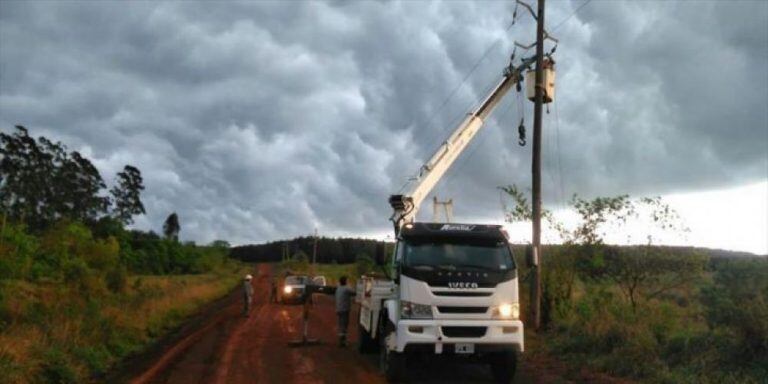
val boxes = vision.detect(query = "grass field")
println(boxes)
[0,261,252,383]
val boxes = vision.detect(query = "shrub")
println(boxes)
[74,345,111,376]
[0,222,39,280]
[701,259,768,367]
[41,347,79,384]
[105,265,128,293]
[355,253,375,276]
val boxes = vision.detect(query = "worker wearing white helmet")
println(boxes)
[242,274,254,317]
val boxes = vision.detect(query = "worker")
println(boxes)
[269,277,278,303]
[242,274,254,317]
[334,276,356,347]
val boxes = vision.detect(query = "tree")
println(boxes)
[0,126,110,230]
[209,240,230,249]
[162,212,180,241]
[57,151,109,223]
[355,253,375,276]
[500,185,695,313]
[1,126,57,228]
[604,242,706,310]
[110,165,145,225]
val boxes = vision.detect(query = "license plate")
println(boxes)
[454,343,474,354]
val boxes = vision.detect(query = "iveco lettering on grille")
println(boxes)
[448,282,479,289]
[440,224,476,231]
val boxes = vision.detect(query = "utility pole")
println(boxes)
[312,227,318,265]
[530,0,546,331]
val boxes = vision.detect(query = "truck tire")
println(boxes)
[489,351,517,384]
[358,324,377,354]
[378,316,405,382]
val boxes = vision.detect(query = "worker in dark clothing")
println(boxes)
[243,274,254,317]
[334,276,356,347]
[269,277,278,303]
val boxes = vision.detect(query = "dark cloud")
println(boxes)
[1,0,766,244]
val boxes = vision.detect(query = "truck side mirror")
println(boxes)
[392,260,401,284]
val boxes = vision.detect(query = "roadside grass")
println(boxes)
[0,261,251,384]
[518,254,768,384]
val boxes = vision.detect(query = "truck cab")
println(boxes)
[357,222,523,383]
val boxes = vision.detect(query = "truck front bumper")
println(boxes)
[394,319,524,353]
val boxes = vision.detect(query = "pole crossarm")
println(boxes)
[516,0,538,21]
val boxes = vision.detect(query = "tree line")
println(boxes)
[1,126,145,231]
[230,236,392,264]
[0,126,227,279]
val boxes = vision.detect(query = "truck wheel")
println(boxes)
[358,324,377,354]
[378,318,405,382]
[489,351,517,384]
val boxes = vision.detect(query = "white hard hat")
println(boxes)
[245,274,253,280]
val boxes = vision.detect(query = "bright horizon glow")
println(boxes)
[506,181,768,255]
[361,181,768,256]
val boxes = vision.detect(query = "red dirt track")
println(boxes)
[127,264,384,384]
[121,264,627,384]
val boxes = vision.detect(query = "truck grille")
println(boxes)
[441,326,487,338]
[437,306,488,314]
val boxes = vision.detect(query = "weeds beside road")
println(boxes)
[0,226,251,384]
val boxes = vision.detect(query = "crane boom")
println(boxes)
[389,55,536,234]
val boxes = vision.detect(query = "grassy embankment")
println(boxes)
[0,262,251,383]
[0,220,252,383]
[514,245,768,384]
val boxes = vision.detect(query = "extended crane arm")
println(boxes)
[389,55,536,234]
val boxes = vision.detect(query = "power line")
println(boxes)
[553,98,566,206]
[417,18,519,152]
[552,0,593,32]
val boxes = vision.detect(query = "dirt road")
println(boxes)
[119,264,622,384]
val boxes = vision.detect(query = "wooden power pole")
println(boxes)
[530,0,546,331]
[312,227,318,265]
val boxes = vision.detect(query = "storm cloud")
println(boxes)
[1,0,766,245]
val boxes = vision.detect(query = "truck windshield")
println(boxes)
[285,276,307,285]
[401,241,514,271]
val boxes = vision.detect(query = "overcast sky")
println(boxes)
[1,1,766,253]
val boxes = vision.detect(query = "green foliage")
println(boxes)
[1,126,146,231]
[603,245,707,309]
[355,253,375,276]
[105,265,128,293]
[74,345,111,376]
[162,212,180,241]
[0,220,38,279]
[41,347,78,384]
[110,165,146,225]
[280,250,311,272]
[569,194,634,245]
[501,187,761,382]
[540,245,578,324]
[209,240,231,249]
[701,259,768,371]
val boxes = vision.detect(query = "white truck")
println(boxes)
[356,53,536,383]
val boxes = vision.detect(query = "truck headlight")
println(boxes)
[493,303,519,319]
[284,286,293,294]
[401,301,432,319]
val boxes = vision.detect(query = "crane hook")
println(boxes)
[518,118,526,146]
